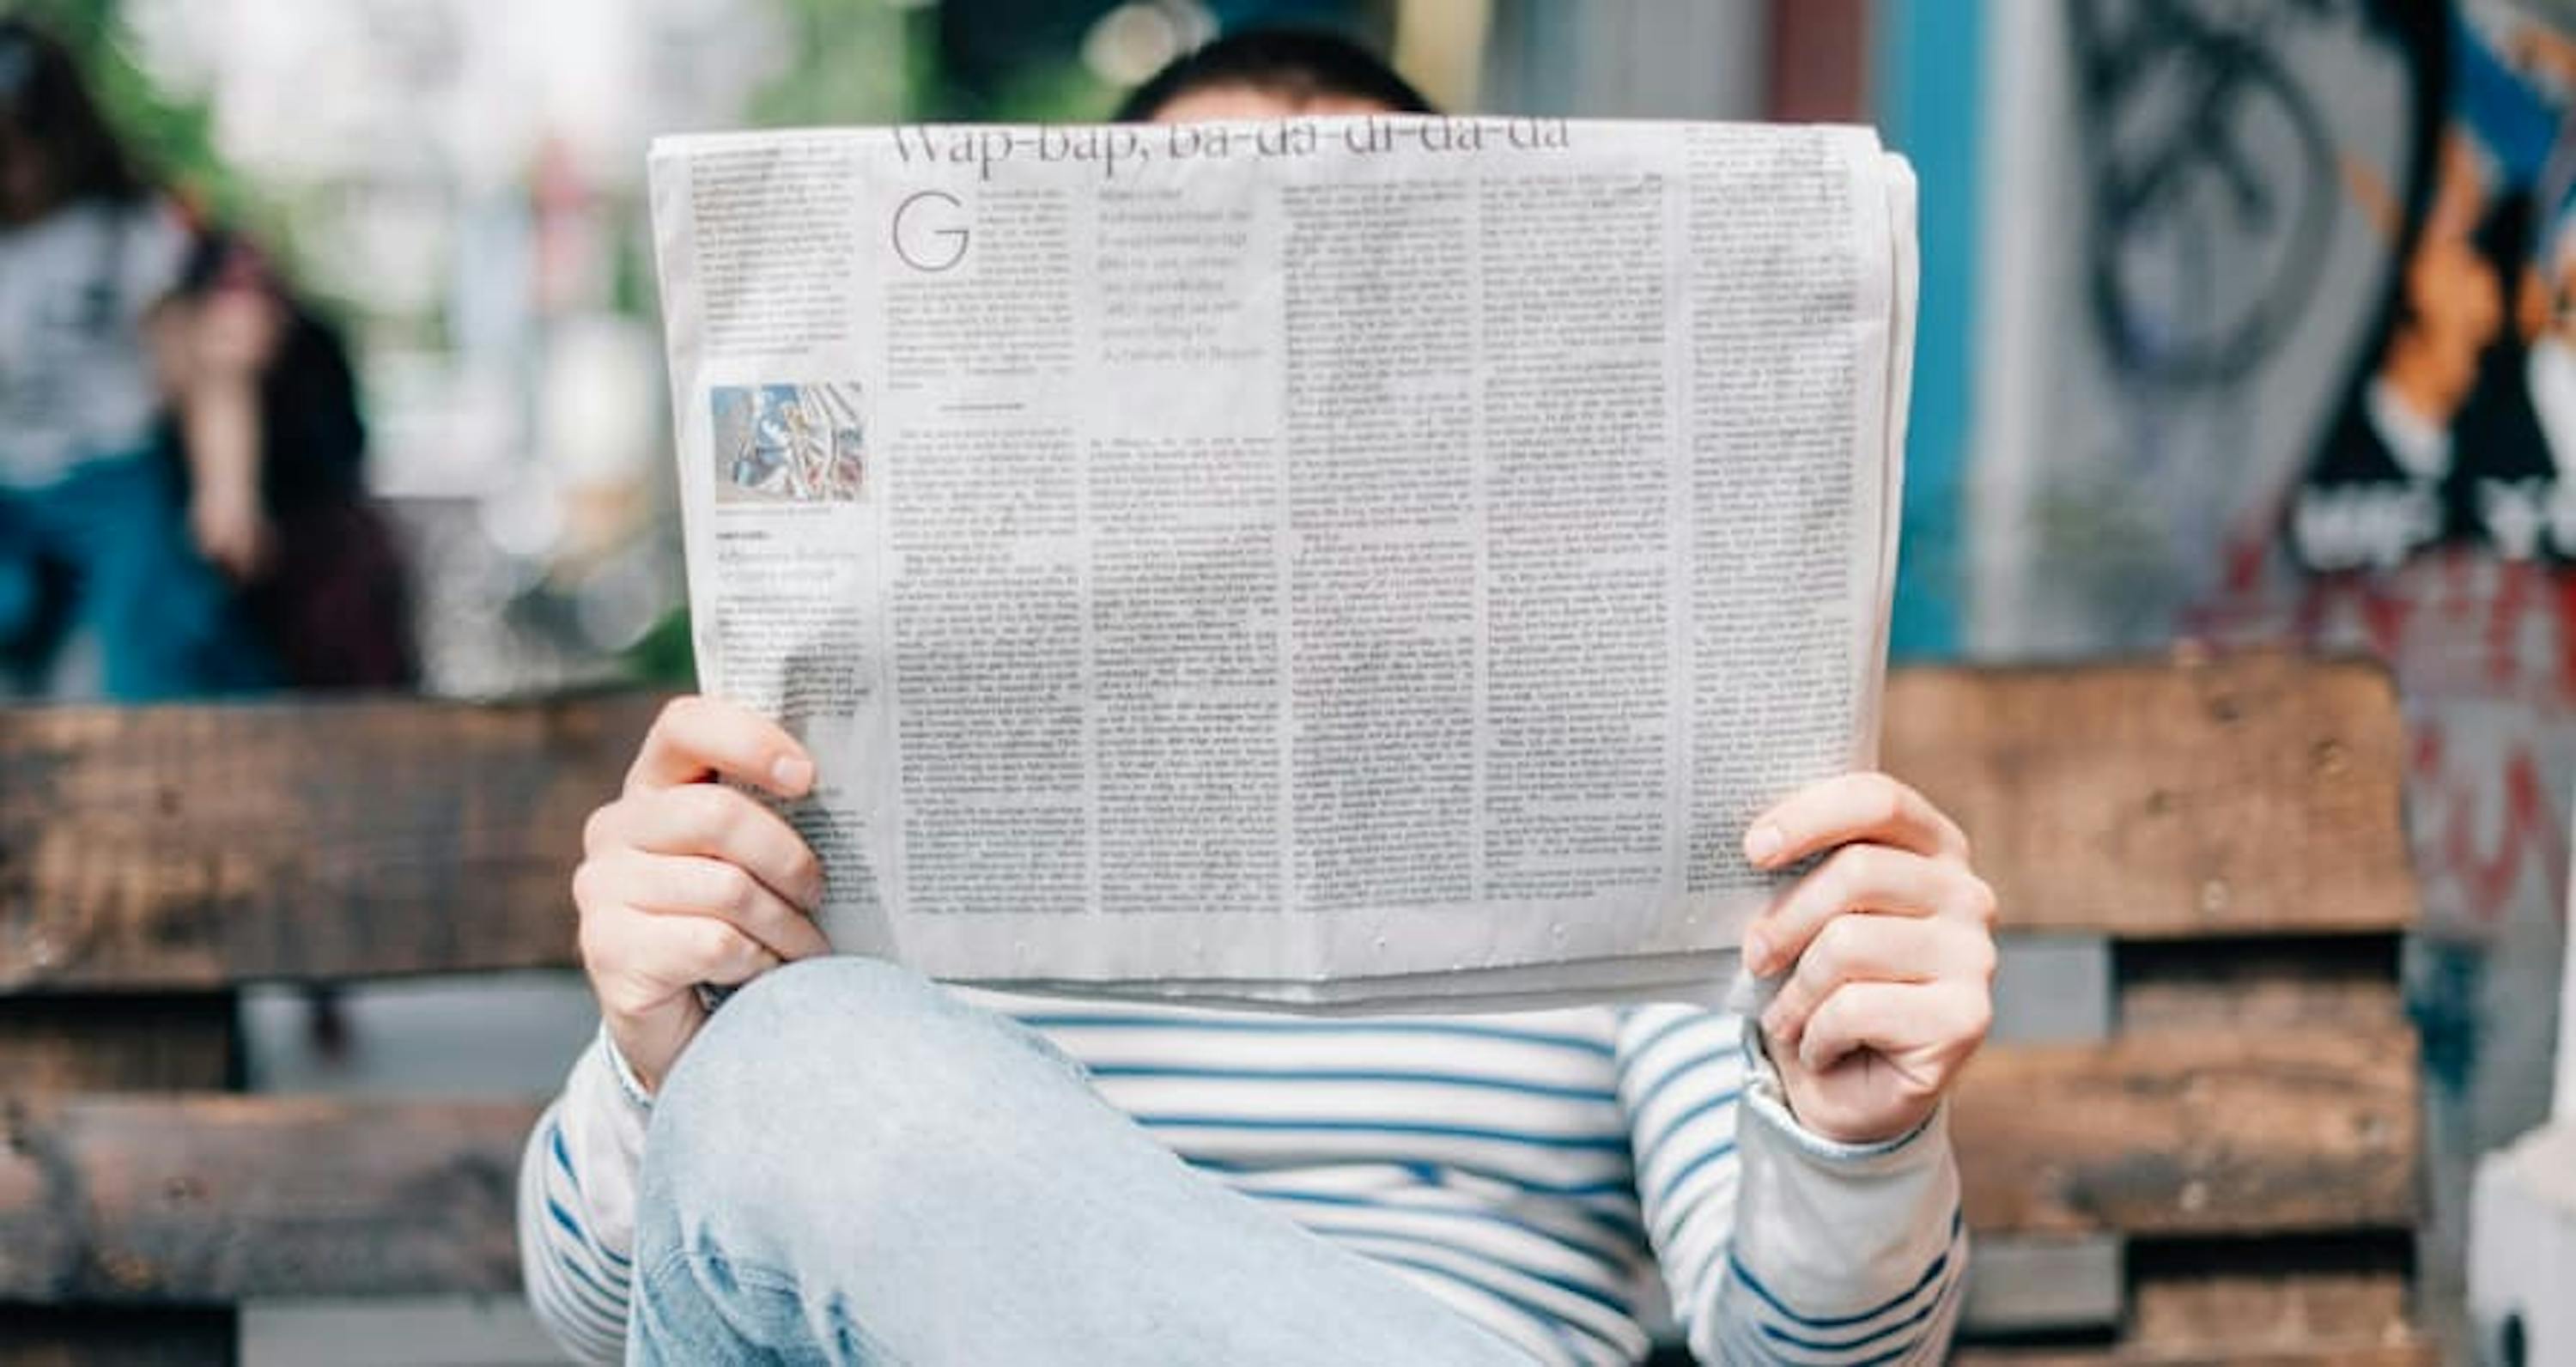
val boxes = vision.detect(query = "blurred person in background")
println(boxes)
[155,229,416,1059]
[157,230,417,690]
[0,16,273,699]
[524,30,1986,1367]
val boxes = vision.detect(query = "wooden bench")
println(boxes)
[0,652,2425,1364]
[1896,654,2427,1364]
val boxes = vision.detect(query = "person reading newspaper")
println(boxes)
[522,30,1993,1367]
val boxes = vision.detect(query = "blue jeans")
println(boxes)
[0,454,274,701]
[632,958,1534,1365]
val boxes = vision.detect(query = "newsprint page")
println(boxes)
[647,116,1917,1011]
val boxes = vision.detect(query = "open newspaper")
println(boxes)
[647,117,1916,1011]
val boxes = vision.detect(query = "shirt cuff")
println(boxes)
[1725,1016,1964,1327]
[598,1024,657,1112]
[1737,1015,1943,1167]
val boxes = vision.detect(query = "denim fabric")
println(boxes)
[0,453,273,700]
[629,957,1537,1366]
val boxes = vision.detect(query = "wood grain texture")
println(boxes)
[0,694,662,990]
[0,1096,539,1301]
[1881,653,2416,938]
[2127,1235,2415,1352]
[1953,1027,2420,1236]
[2118,937,2406,1034]
[0,1028,2420,1300]
[0,998,239,1359]
[0,653,2413,986]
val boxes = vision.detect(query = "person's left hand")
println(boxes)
[1739,773,1996,1145]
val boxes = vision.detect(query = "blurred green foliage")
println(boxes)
[3,0,270,231]
[623,604,700,689]
[746,0,1121,126]
[978,57,1120,124]
[748,0,926,127]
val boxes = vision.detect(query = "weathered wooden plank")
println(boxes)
[2127,1234,2415,1352]
[2119,936,2406,1033]
[0,996,240,1359]
[1953,1027,2420,1236]
[1881,652,2416,938]
[0,694,662,989]
[0,1027,2419,1300]
[0,654,2412,985]
[0,1096,538,1301]
[0,997,234,1093]
[1962,1234,2422,1364]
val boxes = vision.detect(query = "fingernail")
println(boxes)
[773,755,815,793]
[1744,823,1783,866]
[1742,927,1772,975]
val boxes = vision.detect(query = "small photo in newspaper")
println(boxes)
[713,381,870,504]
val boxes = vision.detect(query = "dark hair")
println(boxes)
[0,18,146,205]
[1115,27,1436,122]
[167,230,369,509]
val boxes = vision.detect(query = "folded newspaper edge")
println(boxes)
[648,118,1919,1011]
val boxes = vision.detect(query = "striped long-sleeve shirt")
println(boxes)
[520,993,1964,1364]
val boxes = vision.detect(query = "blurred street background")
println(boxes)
[8,0,1807,700]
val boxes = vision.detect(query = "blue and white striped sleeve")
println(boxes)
[1613,1003,1966,1365]
[516,1027,653,1364]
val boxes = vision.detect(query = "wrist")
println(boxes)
[602,999,708,1101]
[598,1022,659,1109]
[1751,1061,1947,1167]
[1747,1017,1938,1150]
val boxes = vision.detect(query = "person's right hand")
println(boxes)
[574,696,831,1093]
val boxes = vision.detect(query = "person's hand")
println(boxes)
[574,696,831,1092]
[189,480,272,581]
[1739,773,1996,1145]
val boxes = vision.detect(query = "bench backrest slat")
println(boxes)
[0,653,2414,989]
[1,696,659,990]
[1883,653,2415,939]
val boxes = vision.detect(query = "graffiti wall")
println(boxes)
[1978,0,2574,1302]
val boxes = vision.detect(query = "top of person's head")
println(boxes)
[0,18,147,215]
[1114,27,1437,123]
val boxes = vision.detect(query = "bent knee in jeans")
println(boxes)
[639,958,1089,1253]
